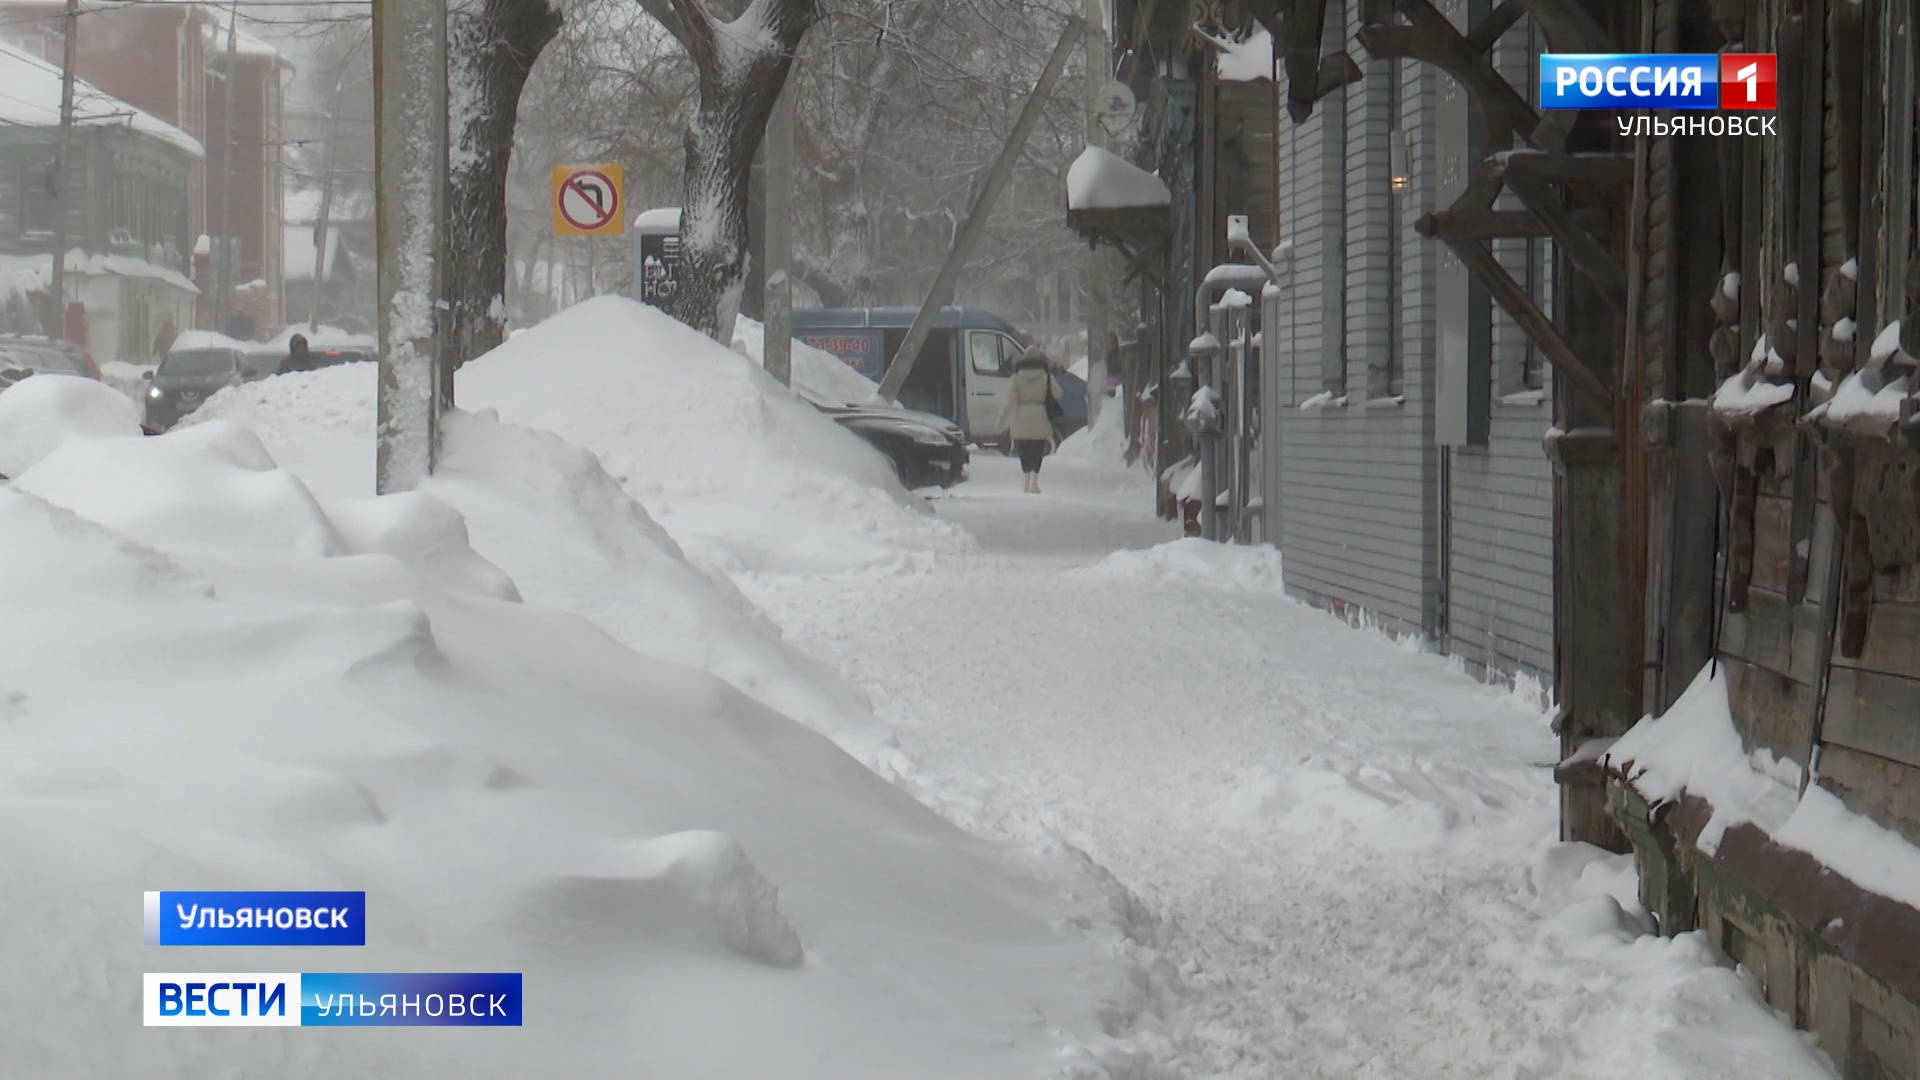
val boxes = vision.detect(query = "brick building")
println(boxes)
[0,0,290,334]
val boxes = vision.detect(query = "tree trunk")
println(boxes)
[740,152,766,321]
[447,0,561,367]
[674,96,769,341]
[648,0,820,343]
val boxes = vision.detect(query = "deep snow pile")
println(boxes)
[458,298,971,576]
[731,315,881,407]
[0,377,1157,1079]
[182,364,375,500]
[1052,394,1132,471]
[181,365,899,764]
[1081,538,1287,596]
[183,300,969,577]
[0,370,143,477]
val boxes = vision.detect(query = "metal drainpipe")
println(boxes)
[1202,300,1229,540]
[1231,303,1251,542]
[1193,266,1269,541]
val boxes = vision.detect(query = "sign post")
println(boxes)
[551,165,627,238]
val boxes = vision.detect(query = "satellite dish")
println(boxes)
[1096,80,1137,136]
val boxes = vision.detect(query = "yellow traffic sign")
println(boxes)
[551,165,625,237]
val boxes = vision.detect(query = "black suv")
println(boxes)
[144,344,270,430]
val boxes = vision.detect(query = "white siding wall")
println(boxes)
[1263,4,1553,680]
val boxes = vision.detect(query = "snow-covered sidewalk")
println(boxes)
[744,452,1838,1080]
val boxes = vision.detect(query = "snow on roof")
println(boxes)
[200,19,287,64]
[0,251,199,301]
[282,224,346,283]
[0,42,204,158]
[1197,25,1274,82]
[1605,665,1920,913]
[634,207,682,231]
[167,329,250,352]
[1066,147,1172,211]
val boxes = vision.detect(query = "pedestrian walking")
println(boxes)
[286,333,312,373]
[1005,345,1063,494]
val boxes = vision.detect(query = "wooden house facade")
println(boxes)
[1119,0,1920,1069]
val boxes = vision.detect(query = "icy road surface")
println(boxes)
[743,453,1835,1080]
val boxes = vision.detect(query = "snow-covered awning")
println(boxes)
[1067,147,1171,212]
[1064,148,1172,269]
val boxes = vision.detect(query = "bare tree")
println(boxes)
[447,0,565,364]
[634,0,821,342]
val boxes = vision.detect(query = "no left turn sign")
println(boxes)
[551,165,626,237]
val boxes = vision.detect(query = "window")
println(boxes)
[1515,17,1548,393]
[20,162,55,236]
[1319,5,1349,395]
[968,330,1008,375]
[1521,239,1552,391]
[1379,58,1406,399]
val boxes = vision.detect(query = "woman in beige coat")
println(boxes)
[1005,346,1063,493]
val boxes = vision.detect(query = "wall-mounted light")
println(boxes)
[1389,129,1410,194]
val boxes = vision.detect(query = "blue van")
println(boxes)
[790,307,1087,444]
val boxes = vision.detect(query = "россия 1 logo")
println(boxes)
[1539,53,1777,110]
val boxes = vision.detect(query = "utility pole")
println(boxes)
[44,0,78,340]
[878,18,1083,403]
[763,77,794,387]
[1083,0,1109,424]
[308,71,347,332]
[213,0,240,333]
[372,0,448,493]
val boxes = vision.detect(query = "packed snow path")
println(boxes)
[744,454,1834,1080]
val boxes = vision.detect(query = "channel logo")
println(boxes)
[143,973,523,1027]
[1539,53,1777,110]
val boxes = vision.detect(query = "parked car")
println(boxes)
[808,397,969,490]
[143,340,271,430]
[0,335,101,381]
[791,307,1088,446]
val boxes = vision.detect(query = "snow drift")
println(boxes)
[1052,393,1132,471]
[0,380,1150,1079]
[731,315,880,408]
[182,364,899,763]
[187,299,970,578]
[455,297,970,576]
[0,373,143,478]
[1081,538,1288,597]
